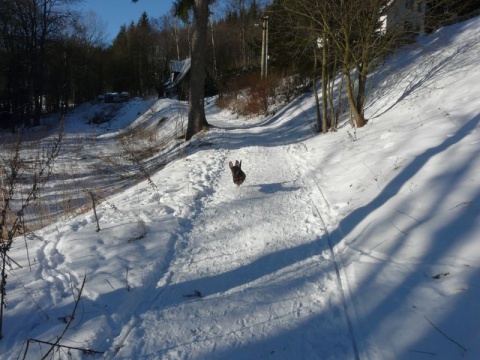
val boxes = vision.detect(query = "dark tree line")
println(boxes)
[0,0,78,128]
[0,0,266,131]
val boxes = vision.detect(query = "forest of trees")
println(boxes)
[0,0,479,131]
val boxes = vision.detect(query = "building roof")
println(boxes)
[166,58,191,90]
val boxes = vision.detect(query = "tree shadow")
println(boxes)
[195,113,480,359]
[333,113,479,241]
[319,113,480,358]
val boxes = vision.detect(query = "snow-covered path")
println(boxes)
[103,121,356,359]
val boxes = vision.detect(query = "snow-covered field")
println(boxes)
[1,16,480,360]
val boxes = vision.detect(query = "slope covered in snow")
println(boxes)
[1,16,479,360]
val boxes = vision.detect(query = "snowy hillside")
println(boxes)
[1,16,480,360]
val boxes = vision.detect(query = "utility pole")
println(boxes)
[260,16,269,80]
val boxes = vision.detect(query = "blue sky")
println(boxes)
[75,0,173,41]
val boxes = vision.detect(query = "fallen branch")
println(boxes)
[408,349,435,356]
[24,338,104,357]
[22,275,98,359]
[42,275,87,359]
[424,316,467,352]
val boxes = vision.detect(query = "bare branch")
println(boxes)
[424,316,467,353]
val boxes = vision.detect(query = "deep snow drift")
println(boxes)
[1,17,479,360]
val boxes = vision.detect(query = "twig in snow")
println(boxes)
[86,191,101,232]
[449,202,472,210]
[21,217,32,271]
[424,316,467,352]
[23,338,104,358]
[105,278,115,290]
[126,266,130,291]
[22,275,90,359]
[395,209,421,224]
[389,219,406,235]
[363,161,379,184]
[347,129,357,142]
[393,157,403,170]
[408,349,435,356]
[5,253,22,269]
[41,275,87,359]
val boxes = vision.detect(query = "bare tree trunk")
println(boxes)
[312,49,322,133]
[355,58,370,122]
[344,71,366,128]
[342,28,366,128]
[185,0,210,141]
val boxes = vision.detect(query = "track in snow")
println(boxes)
[106,133,358,359]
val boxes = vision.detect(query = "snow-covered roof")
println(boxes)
[166,58,191,90]
[170,59,189,73]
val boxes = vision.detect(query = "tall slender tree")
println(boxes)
[280,0,396,129]
[177,0,212,140]
[132,0,213,140]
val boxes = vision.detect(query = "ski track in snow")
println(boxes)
[100,121,355,359]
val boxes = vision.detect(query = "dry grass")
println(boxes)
[217,72,295,116]
[0,104,186,237]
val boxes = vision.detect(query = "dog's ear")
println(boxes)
[229,161,234,169]
[235,160,241,167]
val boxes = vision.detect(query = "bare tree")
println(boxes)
[281,0,398,129]
[0,123,63,339]
[159,14,184,60]
[279,0,337,132]
[2,0,79,126]
[72,10,109,49]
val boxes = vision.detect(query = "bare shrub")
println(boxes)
[216,94,235,110]
[217,71,284,116]
[173,110,187,138]
[277,74,309,104]
[1,122,63,339]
